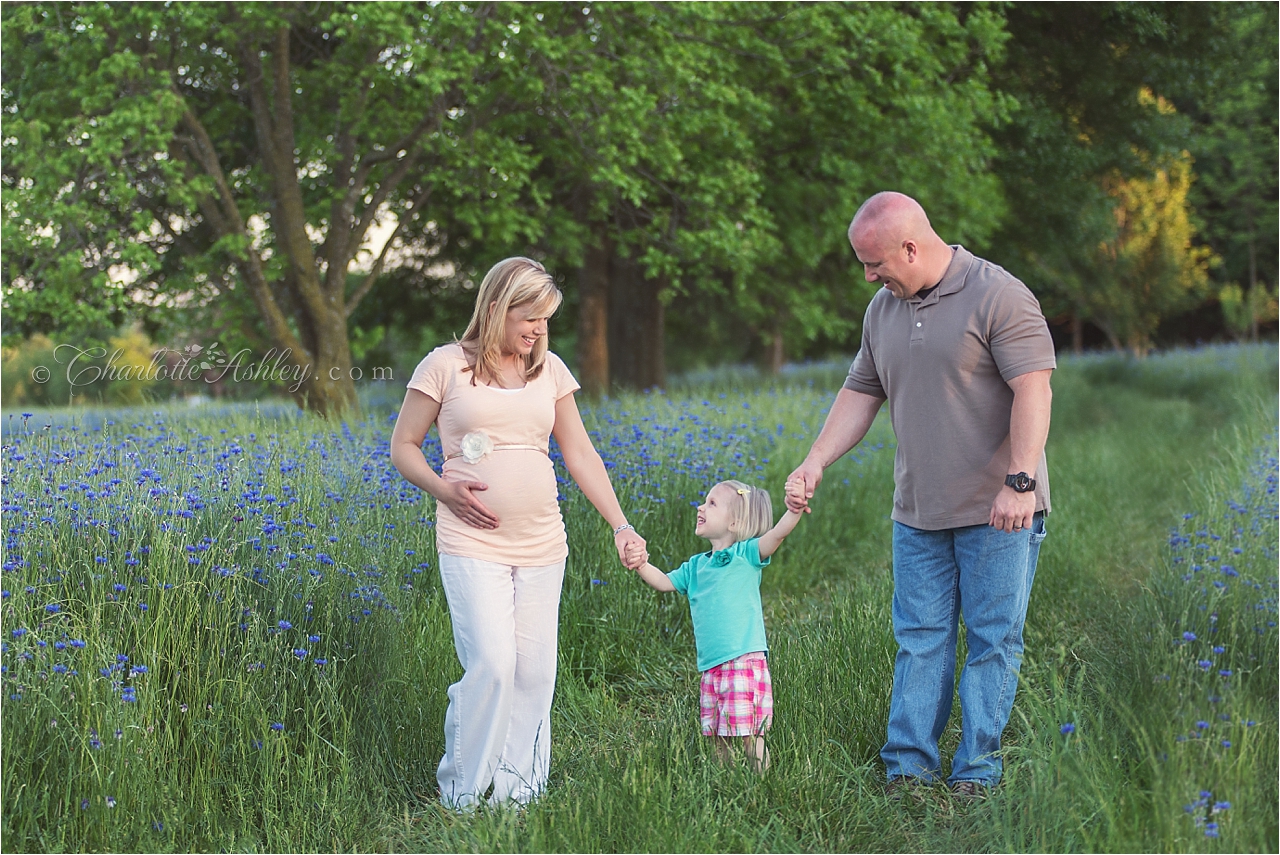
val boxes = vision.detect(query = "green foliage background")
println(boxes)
[2,2,1276,406]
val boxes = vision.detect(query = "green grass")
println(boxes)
[1,343,1276,852]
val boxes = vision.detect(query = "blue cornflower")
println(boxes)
[252,739,263,750]
[106,796,116,808]
[81,799,89,810]
[293,648,308,659]
[1195,721,1209,730]
[278,620,292,630]
[1197,660,1212,670]
[1212,645,1225,654]
[116,654,128,663]
[1213,801,1231,811]
[1205,823,1219,838]
[1219,669,1232,677]
[307,635,320,643]
[270,722,284,732]
[45,603,60,613]
[113,583,126,592]
[1182,631,1197,641]
[1060,723,1075,735]
[1221,739,1231,748]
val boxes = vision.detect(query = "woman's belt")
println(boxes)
[444,443,548,463]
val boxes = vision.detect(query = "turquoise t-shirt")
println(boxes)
[667,538,770,671]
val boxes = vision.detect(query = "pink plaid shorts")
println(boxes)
[699,651,773,737]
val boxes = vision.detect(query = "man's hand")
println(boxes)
[989,486,1036,533]
[784,459,824,514]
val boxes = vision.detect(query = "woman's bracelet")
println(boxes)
[612,523,634,536]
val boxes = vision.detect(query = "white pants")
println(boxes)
[436,553,565,808]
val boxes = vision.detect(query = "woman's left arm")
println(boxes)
[552,392,647,568]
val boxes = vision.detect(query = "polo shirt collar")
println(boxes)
[910,245,973,305]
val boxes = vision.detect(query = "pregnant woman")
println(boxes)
[390,256,646,809]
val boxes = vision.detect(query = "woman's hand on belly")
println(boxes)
[437,479,499,530]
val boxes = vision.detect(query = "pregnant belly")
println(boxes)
[441,452,559,527]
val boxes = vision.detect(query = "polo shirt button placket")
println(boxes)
[910,307,926,344]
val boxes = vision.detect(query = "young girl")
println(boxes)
[626,479,802,772]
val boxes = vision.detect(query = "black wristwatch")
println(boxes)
[1005,472,1036,493]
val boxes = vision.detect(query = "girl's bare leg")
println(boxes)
[743,735,770,774]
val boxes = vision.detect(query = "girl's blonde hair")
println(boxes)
[717,479,774,541]
[459,257,563,385]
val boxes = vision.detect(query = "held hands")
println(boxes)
[438,479,499,530]
[623,540,649,570]
[615,527,647,570]
[784,460,823,514]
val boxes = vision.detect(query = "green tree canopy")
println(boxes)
[3,2,543,412]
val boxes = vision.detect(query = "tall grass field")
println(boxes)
[2,343,1276,853]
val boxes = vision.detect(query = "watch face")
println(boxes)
[1007,473,1033,492]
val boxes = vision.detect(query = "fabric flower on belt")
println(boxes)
[459,431,494,464]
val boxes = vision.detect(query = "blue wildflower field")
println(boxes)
[1,345,1276,853]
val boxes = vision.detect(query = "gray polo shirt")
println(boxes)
[844,245,1056,530]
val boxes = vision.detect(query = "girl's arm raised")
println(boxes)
[758,508,803,560]
[624,542,676,592]
[634,561,677,593]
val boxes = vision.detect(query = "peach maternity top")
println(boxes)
[407,343,581,566]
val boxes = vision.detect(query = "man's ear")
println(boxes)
[902,239,919,262]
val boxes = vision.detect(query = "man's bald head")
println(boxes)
[847,192,954,300]
[848,192,933,250]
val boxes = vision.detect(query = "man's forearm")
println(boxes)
[806,388,885,468]
[1007,370,1052,474]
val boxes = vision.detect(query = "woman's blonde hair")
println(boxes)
[717,479,774,541]
[459,257,563,385]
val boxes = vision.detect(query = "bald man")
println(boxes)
[786,192,1055,799]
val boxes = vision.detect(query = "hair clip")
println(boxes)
[736,488,748,495]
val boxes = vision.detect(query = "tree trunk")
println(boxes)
[1248,238,1259,341]
[608,253,665,390]
[766,323,784,374]
[577,231,611,397]
[298,307,358,415]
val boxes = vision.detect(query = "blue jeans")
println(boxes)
[881,513,1047,786]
